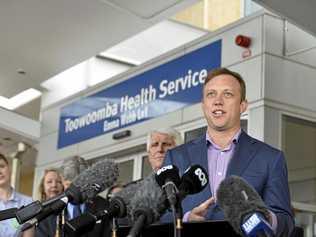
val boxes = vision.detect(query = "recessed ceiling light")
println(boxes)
[17,69,26,75]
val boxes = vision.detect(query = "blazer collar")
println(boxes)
[226,131,258,176]
[189,135,209,173]
[187,135,211,196]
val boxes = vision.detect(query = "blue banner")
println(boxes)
[58,40,222,148]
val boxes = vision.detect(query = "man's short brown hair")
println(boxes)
[0,153,8,165]
[203,67,246,101]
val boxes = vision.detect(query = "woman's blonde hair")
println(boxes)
[38,168,64,201]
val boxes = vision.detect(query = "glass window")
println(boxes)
[185,126,207,143]
[142,155,152,178]
[282,115,316,205]
[90,144,146,183]
[282,115,316,234]
[117,160,134,184]
[172,0,244,32]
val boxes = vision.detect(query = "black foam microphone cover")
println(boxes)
[179,165,209,199]
[64,196,126,236]
[155,165,181,208]
[155,165,181,187]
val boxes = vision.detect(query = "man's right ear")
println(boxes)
[240,99,248,114]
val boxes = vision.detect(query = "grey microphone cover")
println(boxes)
[112,179,143,207]
[72,159,119,201]
[216,175,270,235]
[128,173,167,224]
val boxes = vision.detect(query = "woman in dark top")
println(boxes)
[35,168,64,237]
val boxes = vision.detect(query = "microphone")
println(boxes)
[155,165,181,209]
[62,158,119,204]
[159,164,209,237]
[127,173,167,237]
[178,165,209,200]
[64,179,143,236]
[0,208,18,221]
[64,196,126,237]
[216,176,274,237]
[19,159,119,229]
[21,197,68,232]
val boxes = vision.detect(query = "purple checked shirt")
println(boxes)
[207,129,241,199]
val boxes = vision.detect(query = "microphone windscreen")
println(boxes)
[180,165,209,195]
[216,176,270,235]
[129,173,167,224]
[113,179,143,206]
[155,165,180,187]
[71,159,119,203]
[60,156,89,182]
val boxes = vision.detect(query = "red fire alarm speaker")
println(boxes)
[235,35,251,48]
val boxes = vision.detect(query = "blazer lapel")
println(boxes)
[226,131,258,176]
[187,136,209,174]
[187,135,212,196]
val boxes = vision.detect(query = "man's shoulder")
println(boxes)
[242,132,283,156]
[172,135,205,151]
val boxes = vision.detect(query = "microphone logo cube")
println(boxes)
[242,213,261,234]
[156,165,173,176]
[194,168,208,186]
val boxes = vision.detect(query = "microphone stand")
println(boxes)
[111,217,118,237]
[166,183,182,237]
[127,214,146,237]
[173,200,183,237]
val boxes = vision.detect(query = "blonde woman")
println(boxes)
[36,168,64,237]
[38,168,64,201]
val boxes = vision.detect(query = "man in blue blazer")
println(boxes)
[162,68,294,236]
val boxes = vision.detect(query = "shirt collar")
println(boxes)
[206,129,242,151]
[7,187,18,202]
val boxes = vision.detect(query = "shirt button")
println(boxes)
[218,172,222,176]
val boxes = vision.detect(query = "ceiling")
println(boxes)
[0,0,199,169]
[253,0,316,38]
[0,0,197,98]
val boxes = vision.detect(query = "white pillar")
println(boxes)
[10,157,21,190]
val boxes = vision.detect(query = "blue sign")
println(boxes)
[58,40,222,148]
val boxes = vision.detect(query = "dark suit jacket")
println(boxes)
[161,131,294,236]
[35,196,109,237]
[35,214,58,237]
